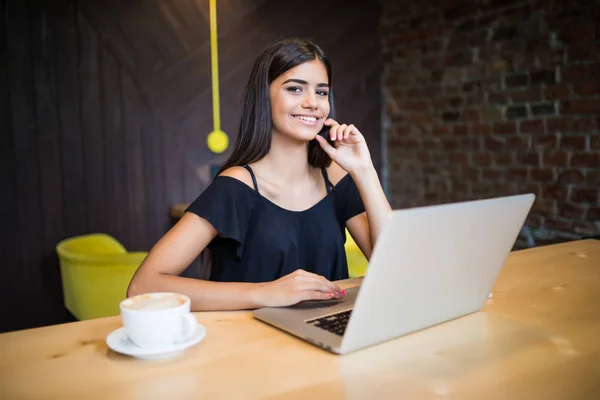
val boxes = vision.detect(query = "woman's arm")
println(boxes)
[347,166,391,258]
[316,119,392,257]
[127,212,262,310]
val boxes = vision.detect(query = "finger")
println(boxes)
[323,118,337,126]
[293,269,341,291]
[301,291,334,301]
[315,135,336,157]
[337,124,347,141]
[329,123,340,140]
[296,275,342,295]
[344,124,355,140]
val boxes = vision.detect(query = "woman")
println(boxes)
[128,38,391,310]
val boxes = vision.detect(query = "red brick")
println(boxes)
[511,88,541,103]
[506,136,530,150]
[494,122,517,135]
[482,169,503,180]
[463,167,479,179]
[459,137,481,151]
[573,82,600,96]
[544,84,571,100]
[560,135,588,150]
[495,153,513,165]
[568,44,600,63]
[563,65,589,82]
[520,119,545,134]
[488,93,509,104]
[473,153,492,166]
[453,125,469,136]
[558,169,585,184]
[432,126,451,136]
[519,152,540,166]
[562,100,600,115]
[559,24,596,43]
[532,134,558,149]
[507,168,529,179]
[546,117,574,133]
[571,188,598,203]
[591,134,600,149]
[407,88,425,97]
[590,171,600,185]
[558,202,586,219]
[544,216,573,230]
[442,139,459,150]
[532,198,555,214]
[407,113,430,123]
[564,63,600,82]
[405,101,430,111]
[573,117,599,132]
[543,151,570,167]
[531,168,555,182]
[484,137,504,150]
[472,124,492,135]
[544,185,569,201]
[571,153,600,167]
[463,110,481,121]
[588,207,600,220]
[452,153,469,165]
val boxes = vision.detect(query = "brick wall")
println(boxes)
[381,0,600,248]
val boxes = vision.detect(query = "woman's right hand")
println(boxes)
[250,269,346,308]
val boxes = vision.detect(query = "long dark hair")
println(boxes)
[218,38,335,174]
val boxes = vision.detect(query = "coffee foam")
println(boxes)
[123,294,185,311]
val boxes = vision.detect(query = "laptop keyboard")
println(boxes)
[306,310,353,336]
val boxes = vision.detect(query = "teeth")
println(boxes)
[294,115,317,122]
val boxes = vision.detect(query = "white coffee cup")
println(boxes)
[120,292,197,349]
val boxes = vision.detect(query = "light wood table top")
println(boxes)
[1,240,599,399]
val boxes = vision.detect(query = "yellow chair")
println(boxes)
[345,228,368,278]
[56,234,147,320]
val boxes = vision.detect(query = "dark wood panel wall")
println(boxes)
[1,0,381,332]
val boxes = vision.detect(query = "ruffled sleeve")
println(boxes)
[335,174,366,223]
[185,177,256,258]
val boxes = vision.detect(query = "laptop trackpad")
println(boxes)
[289,298,345,309]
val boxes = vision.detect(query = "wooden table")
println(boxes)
[1,240,599,399]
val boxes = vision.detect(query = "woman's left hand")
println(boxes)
[314,118,373,175]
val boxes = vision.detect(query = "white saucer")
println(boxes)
[106,322,206,360]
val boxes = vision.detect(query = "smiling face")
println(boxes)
[269,59,331,142]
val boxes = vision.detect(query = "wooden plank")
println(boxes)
[5,0,46,330]
[143,108,170,247]
[78,12,107,234]
[53,0,87,237]
[100,45,128,243]
[30,3,71,325]
[121,72,146,250]
[30,4,65,255]
[0,0,22,333]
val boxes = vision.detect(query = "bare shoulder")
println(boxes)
[326,161,348,186]
[219,166,255,189]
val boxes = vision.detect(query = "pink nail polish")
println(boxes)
[328,293,334,298]
[341,290,346,296]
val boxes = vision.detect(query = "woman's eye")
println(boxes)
[286,86,302,93]
[317,90,329,96]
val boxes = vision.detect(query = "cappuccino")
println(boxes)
[122,293,186,311]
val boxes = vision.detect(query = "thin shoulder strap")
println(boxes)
[321,167,333,193]
[242,164,259,192]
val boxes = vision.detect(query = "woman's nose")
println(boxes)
[302,92,318,109]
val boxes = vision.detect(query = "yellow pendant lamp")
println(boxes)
[206,0,229,154]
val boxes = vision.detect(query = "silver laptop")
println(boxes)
[253,193,535,354]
